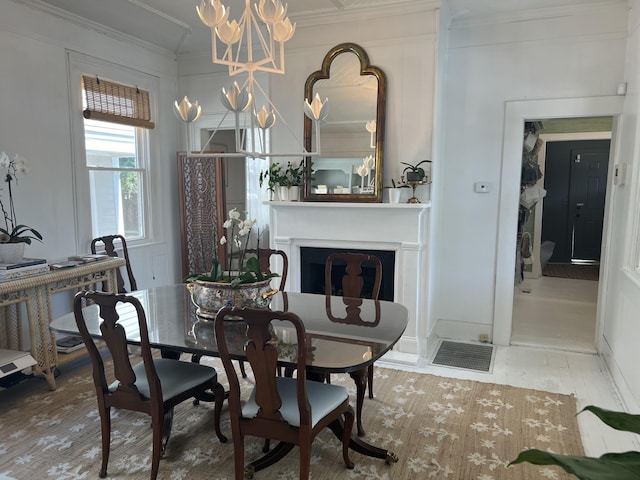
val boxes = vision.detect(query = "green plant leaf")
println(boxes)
[246,256,263,281]
[509,449,640,480]
[208,259,222,280]
[580,406,640,435]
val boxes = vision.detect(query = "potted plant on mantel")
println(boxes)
[401,159,432,183]
[384,178,409,204]
[259,160,304,201]
[0,151,43,263]
[184,208,279,319]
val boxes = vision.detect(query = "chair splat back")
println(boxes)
[217,308,309,426]
[74,290,226,480]
[235,248,289,379]
[245,248,288,292]
[91,234,138,293]
[215,306,354,479]
[323,252,383,435]
[325,253,382,299]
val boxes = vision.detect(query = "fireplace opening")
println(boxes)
[300,247,395,301]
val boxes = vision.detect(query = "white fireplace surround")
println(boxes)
[268,201,431,361]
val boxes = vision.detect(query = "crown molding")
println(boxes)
[292,0,440,28]
[449,1,628,29]
[12,0,177,58]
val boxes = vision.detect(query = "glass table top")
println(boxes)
[50,284,409,374]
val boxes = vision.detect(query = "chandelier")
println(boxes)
[174,0,329,158]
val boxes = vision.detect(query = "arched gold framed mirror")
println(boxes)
[303,43,386,202]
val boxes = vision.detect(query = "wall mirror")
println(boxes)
[303,43,386,202]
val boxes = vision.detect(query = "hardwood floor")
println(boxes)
[512,275,598,353]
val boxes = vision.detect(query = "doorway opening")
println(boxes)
[511,117,612,353]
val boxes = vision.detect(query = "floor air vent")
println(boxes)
[430,340,494,373]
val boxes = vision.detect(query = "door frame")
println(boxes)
[493,96,623,348]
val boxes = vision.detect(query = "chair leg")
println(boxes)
[233,436,245,480]
[238,360,247,378]
[151,411,166,480]
[212,382,228,443]
[192,354,203,406]
[299,442,311,480]
[99,406,111,478]
[341,407,355,469]
[367,364,374,399]
[161,408,175,456]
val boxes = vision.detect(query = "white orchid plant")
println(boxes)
[0,151,43,244]
[185,208,278,287]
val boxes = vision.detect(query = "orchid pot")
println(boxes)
[0,242,25,263]
[187,278,275,319]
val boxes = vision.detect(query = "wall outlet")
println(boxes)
[474,182,491,193]
[479,334,489,343]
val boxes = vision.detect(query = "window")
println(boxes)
[67,53,158,251]
[83,119,147,239]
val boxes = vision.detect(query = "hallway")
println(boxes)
[512,274,598,353]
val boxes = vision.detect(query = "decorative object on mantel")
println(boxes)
[174,0,327,159]
[0,151,43,263]
[400,160,432,203]
[384,178,410,204]
[303,43,386,203]
[401,159,431,182]
[185,208,279,318]
[259,160,304,201]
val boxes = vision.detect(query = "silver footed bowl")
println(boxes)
[186,278,275,319]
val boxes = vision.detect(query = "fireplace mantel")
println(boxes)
[267,201,431,361]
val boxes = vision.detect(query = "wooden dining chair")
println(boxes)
[324,252,382,434]
[91,234,138,293]
[235,248,288,378]
[215,306,354,480]
[73,290,227,480]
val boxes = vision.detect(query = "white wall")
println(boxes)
[433,3,628,344]
[0,1,181,290]
[599,0,640,412]
[4,0,640,411]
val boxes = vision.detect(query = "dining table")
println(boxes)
[49,284,409,470]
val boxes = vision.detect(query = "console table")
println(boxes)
[0,257,125,389]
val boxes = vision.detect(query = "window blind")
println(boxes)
[82,76,155,129]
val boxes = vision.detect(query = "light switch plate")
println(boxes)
[614,164,626,186]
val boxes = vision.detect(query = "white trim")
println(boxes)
[66,51,159,251]
[493,96,623,346]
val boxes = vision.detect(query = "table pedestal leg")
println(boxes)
[328,417,399,464]
[246,441,296,476]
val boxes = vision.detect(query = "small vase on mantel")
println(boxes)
[387,188,402,204]
[0,242,25,263]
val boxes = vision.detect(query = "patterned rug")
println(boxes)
[0,355,584,479]
[542,263,599,281]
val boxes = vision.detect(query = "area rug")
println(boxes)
[0,355,584,479]
[542,262,599,281]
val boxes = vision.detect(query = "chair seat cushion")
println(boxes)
[109,358,217,401]
[243,376,349,427]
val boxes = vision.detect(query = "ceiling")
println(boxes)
[20,0,624,55]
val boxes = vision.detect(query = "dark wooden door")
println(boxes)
[542,140,610,263]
